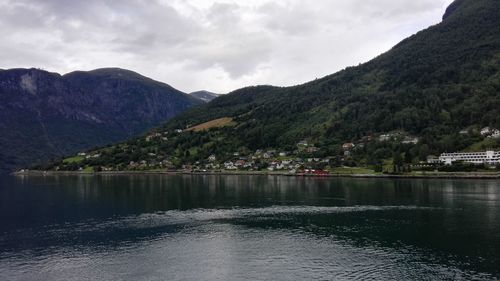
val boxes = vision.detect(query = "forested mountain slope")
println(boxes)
[40,0,500,171]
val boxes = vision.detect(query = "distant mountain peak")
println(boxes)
[189,90,220,102]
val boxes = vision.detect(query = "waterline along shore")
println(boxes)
[12,170,500,179]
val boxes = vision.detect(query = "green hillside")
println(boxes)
[38,0,500,173]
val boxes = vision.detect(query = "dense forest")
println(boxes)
[37,0,500,173]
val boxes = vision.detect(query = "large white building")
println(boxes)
[439,151,500,165]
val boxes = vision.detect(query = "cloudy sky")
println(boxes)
[0,0,453,93]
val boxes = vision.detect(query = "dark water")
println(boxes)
[0,175,499,280]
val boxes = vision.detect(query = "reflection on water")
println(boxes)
[0,175,499,280]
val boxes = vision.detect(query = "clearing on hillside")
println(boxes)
[186,117,235,132]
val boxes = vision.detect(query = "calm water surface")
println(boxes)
[0,175,499,280]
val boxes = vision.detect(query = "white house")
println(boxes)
[379,134,392,142]
[439,151,500,165]
[402,136,419,145]
[459,129,469,135]
[297,140,309,147]
[224,161,237,170]
[208,154,216,162]
[481,127,492,136]
[488,129,500,139]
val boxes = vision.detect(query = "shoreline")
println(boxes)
[12,170,500,179]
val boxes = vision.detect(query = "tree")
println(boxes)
[393,151,404,173]
[419,144,430,161]
[404,150,413,164]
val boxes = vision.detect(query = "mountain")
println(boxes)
[39,0,500,172]
[0,68,202,172]
[189,91,220,102]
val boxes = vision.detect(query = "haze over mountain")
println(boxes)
[189,91,220,103]
[42,0,500,172]
[0,68,202,172]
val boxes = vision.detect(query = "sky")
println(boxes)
[0,0,453,93]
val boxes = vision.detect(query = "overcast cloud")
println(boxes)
[0,0,453,93]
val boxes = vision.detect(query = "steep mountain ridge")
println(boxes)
[0,68,202,172]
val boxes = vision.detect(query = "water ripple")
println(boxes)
[0,205,497,281]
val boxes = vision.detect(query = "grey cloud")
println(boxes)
[0,0,453,93]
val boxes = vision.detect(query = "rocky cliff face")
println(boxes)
[0,68,202,172]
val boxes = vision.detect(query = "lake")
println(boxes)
[0,175,499,280]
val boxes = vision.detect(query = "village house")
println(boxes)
[402,136,419,145]
[379,132,403,142]
[426,155,441,164]
[488,129,500,139]
[276,162,285,170]
[342,143,355,150]
[146,133,163,141]
[208,154,216,162]
[379,134,392,142]
[182,164,193,171]
[297,140,309,147]
[224,161,237,170]
[86,153,101,159]
[481,127,492,136]
[235,160,246,168]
